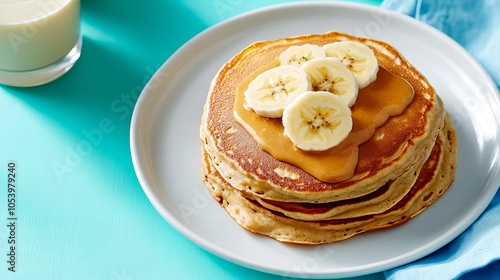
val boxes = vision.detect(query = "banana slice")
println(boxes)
[301,57,358,107]
[322,41,378,88]
[283,91,352,151]
[279,44,326,66]
[244,65,312,118]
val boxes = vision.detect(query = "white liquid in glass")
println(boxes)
[0,0,81,86]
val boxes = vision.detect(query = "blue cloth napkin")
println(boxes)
[380,0,500,279]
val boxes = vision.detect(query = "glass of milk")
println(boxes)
[0,0,81,87]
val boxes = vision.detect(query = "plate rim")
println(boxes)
[130,1,500,278]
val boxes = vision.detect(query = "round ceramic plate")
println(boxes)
[130,2,500,278]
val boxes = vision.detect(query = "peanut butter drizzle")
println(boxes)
[234,61,414,182]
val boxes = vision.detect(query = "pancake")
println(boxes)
[201,115,457,244]
[249,146,426,220]
[201,31,445,203]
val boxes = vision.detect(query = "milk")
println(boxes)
[0,0,80,86]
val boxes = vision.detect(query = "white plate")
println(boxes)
[130,2,500,278]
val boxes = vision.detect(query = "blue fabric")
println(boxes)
[381,0,500,279]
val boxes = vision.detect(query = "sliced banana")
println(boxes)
[322,41,378,88]
[279,44,326,66]
[301,57,358,107]
[244,65,312,118]
[283,91,352,151]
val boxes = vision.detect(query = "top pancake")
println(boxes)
[201,31,445,203]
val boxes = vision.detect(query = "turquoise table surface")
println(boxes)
[0,0,389,279]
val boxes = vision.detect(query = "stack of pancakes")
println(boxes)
[200,31,457,244]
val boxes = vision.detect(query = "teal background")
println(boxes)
[0,0,385,279]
